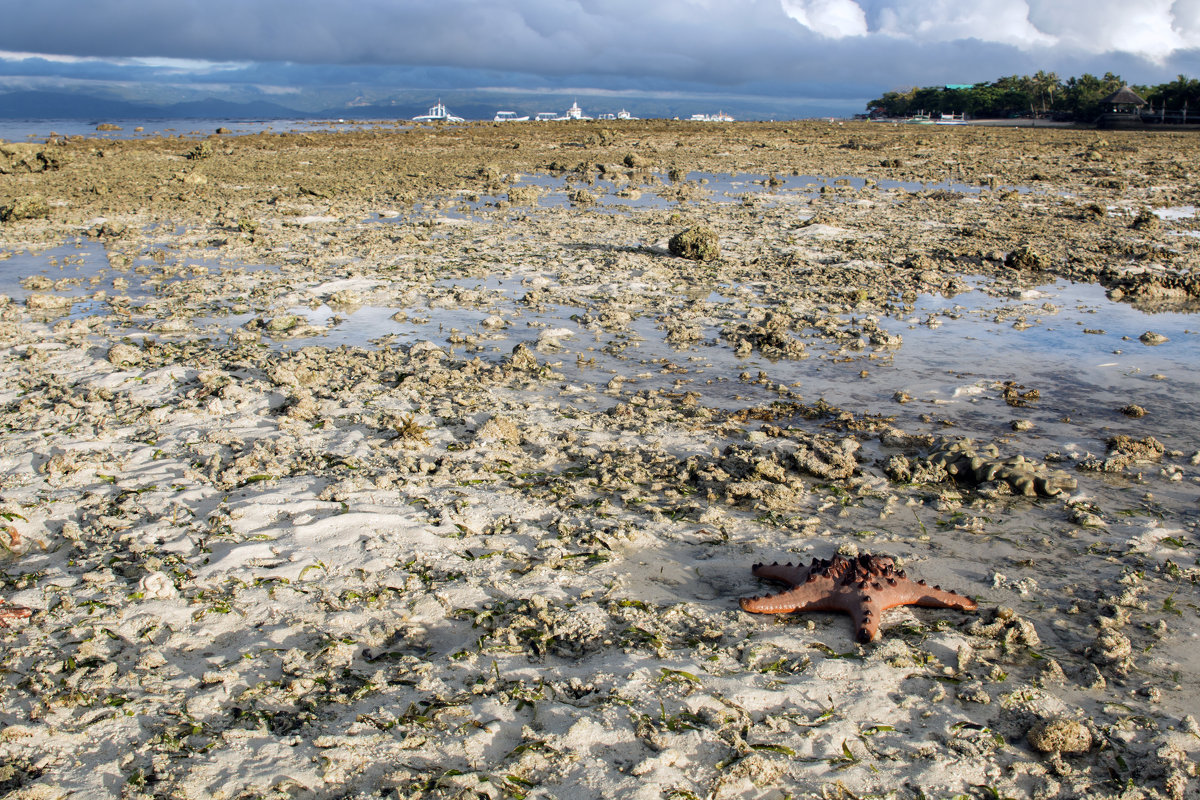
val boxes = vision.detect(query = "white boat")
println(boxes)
[493,111,529,122]
[534,111,559,122]
[413,101,464,122]
[561,101,592,121]
[689,111,734,122]
[617,109,637,120]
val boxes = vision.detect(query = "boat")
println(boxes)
[935,112,967,125]
[561,101,592,121]
[617,109,637,120]
[493,111,529,122]
[689,111,735,122]
[413,101,464,123]
[534,112,559,122]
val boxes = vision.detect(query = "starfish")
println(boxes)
[740,553,977,643]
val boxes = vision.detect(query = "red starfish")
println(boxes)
[740,553,977,643]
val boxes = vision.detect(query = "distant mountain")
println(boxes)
[0,90,314,120]
[0,87,863,123]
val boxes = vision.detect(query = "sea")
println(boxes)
[0,117,409,143]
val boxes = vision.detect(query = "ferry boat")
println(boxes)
[534,112,559,122]
[413,101,464,123]
[561,101,592,121]
[493,111,529,122]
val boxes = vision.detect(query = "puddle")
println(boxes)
[255,274,1200,454]
[0,239,278,321]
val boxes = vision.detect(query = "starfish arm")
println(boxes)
[740,579,834,613]
[749,561,814,586]
[875,579,977,612]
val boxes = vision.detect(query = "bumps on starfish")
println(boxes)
[740,553,977,643]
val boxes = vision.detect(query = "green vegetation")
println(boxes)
[868,72,1200,121]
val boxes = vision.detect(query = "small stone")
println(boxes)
[1004,245,1044,271]
[1027,718,1092,754]
[1120,404,1146,418]
[107,343,143,367]
[1139,331,1168,345]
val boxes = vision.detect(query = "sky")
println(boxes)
[0,0,1197,117]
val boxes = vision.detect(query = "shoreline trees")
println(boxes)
[868,73,1199,121]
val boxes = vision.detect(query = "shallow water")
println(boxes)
[5,238,1198,461]
[366,170,1031,225]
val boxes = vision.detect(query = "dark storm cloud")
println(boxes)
[0,0,1196,110]
[0,0,815,85]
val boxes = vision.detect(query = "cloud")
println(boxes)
[781,0,868,38]
[0,0,1196,115]
[863,0,1056,49]
[1028,0,1199,62]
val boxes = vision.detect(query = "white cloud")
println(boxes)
[0,49,91,63]
[781,0,869,38]
[1029,0,1194,61]
[864,0,1056,49]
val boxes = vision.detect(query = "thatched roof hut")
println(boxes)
[1100,86,1147,108]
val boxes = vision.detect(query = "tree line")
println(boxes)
[867,72,1200,121]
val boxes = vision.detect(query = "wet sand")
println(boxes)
[0,121,1199,799]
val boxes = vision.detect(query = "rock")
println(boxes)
[1139,331,1168,345]
[107,343,143,367]
[1027,718,1092,754]
[506,342,540,371]
[475,415,522,445]
[186,140,214,160]
[537,327,575,348]
[25,294,74,311]
[481,315,507,329]
[327,289,362,307]
[0,196,50,222]
[1004,245,1044,271]
[668,226,720,261]
[920,438,1076,497]
[1130,209,1160,230]
[138,571,177,599]
[0,144,63,174]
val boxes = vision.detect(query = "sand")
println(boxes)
[0,120,1198,799]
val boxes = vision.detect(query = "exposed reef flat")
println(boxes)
[0,121,1198,799]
